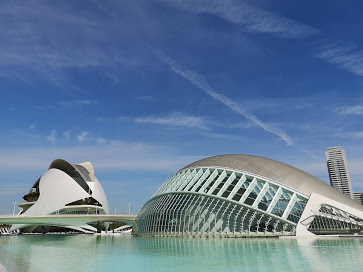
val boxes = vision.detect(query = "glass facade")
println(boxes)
[134,167,309,237]
[308,205,363,235]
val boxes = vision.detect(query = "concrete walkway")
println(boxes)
[0,214,136,226]
[0,214,137,233]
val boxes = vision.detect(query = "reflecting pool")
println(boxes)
[1,235,363,272]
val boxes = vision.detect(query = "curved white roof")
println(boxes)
[181,154,363,211]
[49,159,95,182]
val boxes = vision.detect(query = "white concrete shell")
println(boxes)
[11,159,109,233]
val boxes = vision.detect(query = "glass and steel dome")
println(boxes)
[133,155,363,238]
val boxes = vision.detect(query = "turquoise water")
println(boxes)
[0,235,363,272]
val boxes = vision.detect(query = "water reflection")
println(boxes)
[296,237,363,272]
[133,238,308,272]
[0,235,362,272]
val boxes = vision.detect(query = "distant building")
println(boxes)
[325,146,353,198]
[354,192,363,205]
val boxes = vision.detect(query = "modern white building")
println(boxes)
[325,146,353,198]
[133,154,363,237]
[10,159,110,233]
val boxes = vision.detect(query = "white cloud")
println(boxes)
[333,105,363,115]
[97,138,107,144]
[90,0,116,18]
[47,130,57,144]
[136,96,153,101]
[0,3,101,85]
[77,131,90,143]
[334,132,363,139]
[0,1,151,86]
[200,132,240,140]
[119,116,132,121]
[135,113,209,130]
[315,42,363,76]
[154,49,294,145]
[59,100,94,107]
[103,72,121,84]
[63,130,71,140]
[295,103,313,110]
[0,143,203,172]
[158,0,318,39]
[15,129,40,138]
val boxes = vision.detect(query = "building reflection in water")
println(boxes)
[0,235,363,272]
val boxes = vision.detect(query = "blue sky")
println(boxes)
[1,0,363,214]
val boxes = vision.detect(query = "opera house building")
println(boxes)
[10,159,109,233]
[133,154,363,237]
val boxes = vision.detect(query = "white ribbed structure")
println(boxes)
[134,154,363,238]
[325,146,353,198]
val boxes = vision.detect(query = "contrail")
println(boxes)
[154,49,294,146]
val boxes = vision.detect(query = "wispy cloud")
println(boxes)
[158,0,318,39]
[315,42,363,76]
[295,103,313,110]
[0,142,203,172]
[235,97,314,113]
[63,130,71,140]
[33,100,95,111]
[0,1,151,86]
[136,96,153,101]
[77,131,90,143]
[333,105,363,115]
[200,132,241,140]
[103,72,121,84]
[135,113,209,130]
[59,100,95,107]
[154,49,294,145]
[334,131,363,139]
[47,130,57,144]
[119,116,132,121]
[15,129,40,138]
[160,0,363,78]
[0,3,100,85]
[15,127,122,146]
[97,138,107,144]
[90,0,117,18]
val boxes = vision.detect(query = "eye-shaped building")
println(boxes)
[11,159,109,233]
[133,155,363,237]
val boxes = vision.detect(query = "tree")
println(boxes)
[96,220,102,233]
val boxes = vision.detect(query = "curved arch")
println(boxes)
[49,159,74,172]
[49,159,91,194]
[180,154,363,211]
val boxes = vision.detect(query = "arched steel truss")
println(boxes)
[134,167,308,237]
